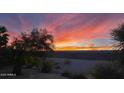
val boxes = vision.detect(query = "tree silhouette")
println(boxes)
[0,25,11,69]
[90,23,124,79]
[0,25,9,48]
[111,23,124,64]
[11,27,54,74]
[11,27,54,51]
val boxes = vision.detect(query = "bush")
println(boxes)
[41,61,55,73]
[64,59,71,65]
[22,56,56,73]
[90,63,123,79]
[24,56,40,67]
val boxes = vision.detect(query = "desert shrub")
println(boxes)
[52,62,60,69]
[90,63,124,79]
[64,59,71,65]
[24,56,56,73]
[41,61,56,73]
[20,56,41,72]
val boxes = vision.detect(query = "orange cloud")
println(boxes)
[54,23,110,47]
[52,16,116,49]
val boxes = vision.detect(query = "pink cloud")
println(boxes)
[54,17,118,46]
[47,14,79,31]
[18,15,32,31]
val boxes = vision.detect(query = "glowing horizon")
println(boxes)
[54,46,113,51]
[0,13,124,50]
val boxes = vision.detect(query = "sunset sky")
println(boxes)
[0,13,124,50]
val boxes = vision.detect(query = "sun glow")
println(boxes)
[54,46,113,51]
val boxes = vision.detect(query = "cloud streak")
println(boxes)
[0,13,124,50]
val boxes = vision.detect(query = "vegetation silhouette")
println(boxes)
[90,23,124,79]
[111,24,124,64]
[0,25,12,69]
[0,25,9,48]
[90,63,124,79]
[11,27,54,75]
[11,28,54,51]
